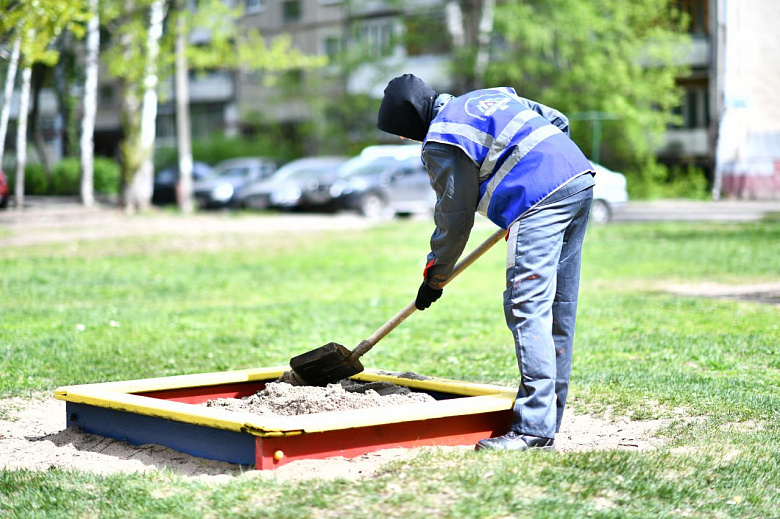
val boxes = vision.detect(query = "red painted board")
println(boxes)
[135,381,268,404]
[255,409,513,469]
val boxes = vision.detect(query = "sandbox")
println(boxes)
[54,367,515,470]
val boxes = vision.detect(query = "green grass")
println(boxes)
[1,217,779,517]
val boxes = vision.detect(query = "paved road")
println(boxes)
[611,199,780,223]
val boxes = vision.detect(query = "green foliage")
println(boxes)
[154,134,300,171]
[6,163,48,195]
[93,157,121,195]
[49,158,80,195]
[304,92,383,156]
[0,0,89,68]
[6,158,121,196]
[627,161,711,199]
[192,134,296,165]
[488,0,689,172]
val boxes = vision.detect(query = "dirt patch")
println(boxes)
[661,281,780,306]
[1,394,674,483]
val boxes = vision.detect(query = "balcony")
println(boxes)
[188,72,234,103]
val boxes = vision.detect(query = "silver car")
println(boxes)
[193,157,277,208]
[327,154,436,219]
[234,156,348,211]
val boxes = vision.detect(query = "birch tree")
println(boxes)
[80,0,100,207]
[0,36,20,171]
[123,0,165,214]
[0,0,87,209]
[14,41,32,210]
[101,0,159,212]
[174,1,193,213]
[446,0,496,92]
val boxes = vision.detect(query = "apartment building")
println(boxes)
[710,0,780,199]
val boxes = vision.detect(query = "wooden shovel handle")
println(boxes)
[350,227,507,361]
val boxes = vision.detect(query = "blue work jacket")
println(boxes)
[424,87,592,229]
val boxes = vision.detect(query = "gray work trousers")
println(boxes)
[504,173,594,439]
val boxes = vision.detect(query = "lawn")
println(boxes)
[1,214,778,518]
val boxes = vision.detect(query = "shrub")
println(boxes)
[93,157,120,194]
[6,163,49,195]
[661,163,710,199]
[50,158,80,195]
[626,161,710,200]
[155,134,299,172]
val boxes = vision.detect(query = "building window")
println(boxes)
[356,20,395,58]
[672,81,710,129]
[283,0,301,23]
[245,0,265,14]
[677,0,708,37]
[99,85,116,107]
[190,104,226,140]
[156,113,176,141]
[324,35,342,63]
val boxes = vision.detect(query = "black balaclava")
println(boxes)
[377,74,437,141]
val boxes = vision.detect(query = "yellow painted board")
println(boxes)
[54,368,516,437]
[55,366,286,395]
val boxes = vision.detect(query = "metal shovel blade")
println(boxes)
[288,342,364,386]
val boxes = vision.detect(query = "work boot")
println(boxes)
[475,431,555,451]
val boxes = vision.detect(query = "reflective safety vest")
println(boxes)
[424,87,592,229]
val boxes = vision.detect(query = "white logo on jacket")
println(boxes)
[465,94,511,121]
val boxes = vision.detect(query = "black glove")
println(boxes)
[415,280,443,311]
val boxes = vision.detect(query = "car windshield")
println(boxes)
[273,163,340,181]
[341,159,397,178]
[216,166,252,179]
[291,168,335,180]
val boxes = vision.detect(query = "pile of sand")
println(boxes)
[205,380,435,417]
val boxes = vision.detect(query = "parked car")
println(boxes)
[152,161,215,205]
[0,170,9,208]
[234,156,348,211]
[326,151,435,219]
[193,157,277,209]
[590,162,629,224]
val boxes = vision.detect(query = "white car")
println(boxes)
[590,162,629,224]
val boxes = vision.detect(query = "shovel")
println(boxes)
[281,227,507,386]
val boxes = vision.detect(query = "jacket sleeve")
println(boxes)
[515,96,571,137]
[421,141,480,289]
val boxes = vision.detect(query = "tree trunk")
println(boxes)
[119,77,142,213]
[53,33,75,159]
[473,0,495,88]
[0,36,20,169]
[14,65,32,211]
[175,8,194,214]
[80,0,100,207]
[29,64,51,183]
[129,0,165,213]
[448,0,495,92]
